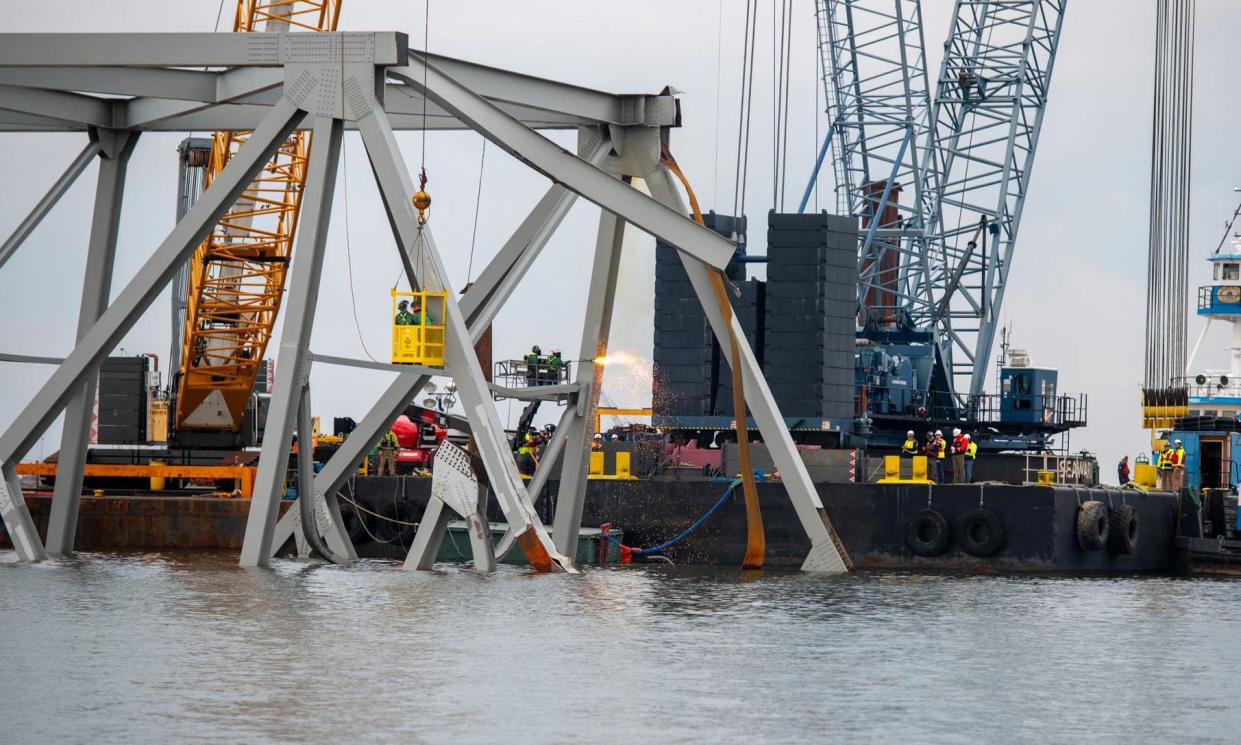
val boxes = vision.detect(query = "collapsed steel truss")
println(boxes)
[0,31,849,573]
[812,0,1066,398]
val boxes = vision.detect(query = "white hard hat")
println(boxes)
[953,428,961,436]
[1175,439,1182,445]
[964,434,971,441]
[592,433,602,440]
[611,434,619,440]
[907,430,915,437]
[552,347,561,354]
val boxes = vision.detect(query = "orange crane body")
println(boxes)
[175,0,341,432]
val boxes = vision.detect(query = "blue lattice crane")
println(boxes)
[806,0,1067,403]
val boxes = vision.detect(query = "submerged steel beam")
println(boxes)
[552,208,625,558]
[239,115,343,568]
[46,129,138,556]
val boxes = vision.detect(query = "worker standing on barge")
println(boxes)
[376,429,399,476]
[1171,439,1187,491]
[964,434,978,483]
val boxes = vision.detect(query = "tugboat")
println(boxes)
[1166,247,1241,574]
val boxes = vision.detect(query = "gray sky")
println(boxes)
[3,1,1241,478]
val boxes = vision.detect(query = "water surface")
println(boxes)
[2,551,1239,744]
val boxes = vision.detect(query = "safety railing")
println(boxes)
[493,358,571,389]
[860,386,1087,428]
[1198,285,1241,314]
[1175,373,1241,402]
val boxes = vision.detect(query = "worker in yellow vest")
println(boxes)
[901,430,918,456]
[1170,439,1187,491]
[932,432,947,483]
[376,430,399,476]
[516,430,537,475]
[964,434,978,483]
[1155,444,1172,490]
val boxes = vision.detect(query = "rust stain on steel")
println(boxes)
[0,494,289,551]
[514,528,555,573]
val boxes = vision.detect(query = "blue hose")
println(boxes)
[606,479,740,555]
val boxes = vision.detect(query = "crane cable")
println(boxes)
[661,145,765,570]
[732,0,759,227]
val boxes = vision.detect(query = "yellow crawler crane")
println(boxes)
[176,1,341,432]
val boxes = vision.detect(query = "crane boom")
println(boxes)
[816,0,1065,400]
[175,0,341,433]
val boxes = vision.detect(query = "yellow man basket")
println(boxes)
[391,289,447,366]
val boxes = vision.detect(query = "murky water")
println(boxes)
[2,552,1240,744]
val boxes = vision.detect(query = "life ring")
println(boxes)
[1076,500,1109,551]
[955,508,1005,557]
[905,509,951,556]
[1107,503,1139,555]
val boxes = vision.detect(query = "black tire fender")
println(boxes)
[1076,500,1109,551]
[905,509,951,556]
[340,503,370,544]
[955,508,1005,557]
[1107,503,1140,555]
[376,502,418,543]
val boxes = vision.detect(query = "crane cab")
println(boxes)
[391,289,447,366]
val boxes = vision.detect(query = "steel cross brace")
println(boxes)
[0,135,101,272]
[46,128,139,555]
[238,115,343,567]
[0,98,305,561]
[552,207,626,557]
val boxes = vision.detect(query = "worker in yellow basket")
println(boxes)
[395,299,416,326]
[377,429,399,476]
[964,434,978,483]
[1171,439,1187,491]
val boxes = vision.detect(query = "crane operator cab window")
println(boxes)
[391,289,447,366]
[1216,262,1240,281]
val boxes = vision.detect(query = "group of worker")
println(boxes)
[394,298,429,326]
[901,428,978,483]
[1155,439,1187,491]
[524,345,567,386]
[1115,439,1187,491]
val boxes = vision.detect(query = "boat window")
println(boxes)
[1224,263,1240,280]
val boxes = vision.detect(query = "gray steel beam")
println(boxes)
[0,462,42,561]
[645,168,850,574]
[0,98,303,489]
[45,128,138,556]
[0,137,100,272]
[238,115,342,568]
[0,66,219,102]
[358,104,568,570]
[0,84,113,128]
[552,208,624,557]
[309,352,442,378]
[390,59,736,270]
[405,54,678,127]
[0,32,407,68]
[0,353,62,365]
[295,383,353,562]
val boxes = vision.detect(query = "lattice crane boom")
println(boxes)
[175,0,341,432]
[815,0,1065,399]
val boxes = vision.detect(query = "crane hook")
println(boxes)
[413,167,431,225]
